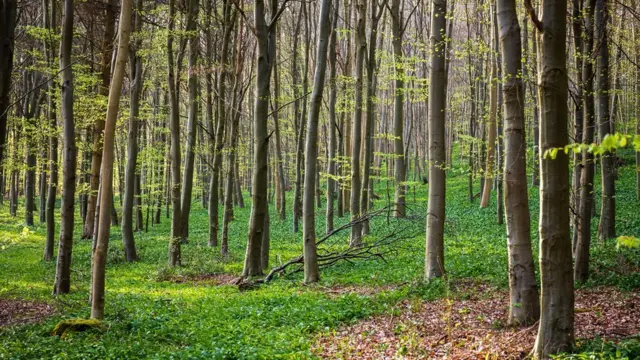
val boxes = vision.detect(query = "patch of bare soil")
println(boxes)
[168,273,237,286]
[0,299,55,327]
[320,284,407,298]
[313,286,640,359]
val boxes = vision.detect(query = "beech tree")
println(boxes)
[498,0,539,325]
[91,0,134,320]
[425,0,447,280]
[53,0,77,295]
[531,0,575,356]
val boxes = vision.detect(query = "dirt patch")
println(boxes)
[168,273,237,286]
[313,286,640,359]
[0,299,55,327]
[320,284,406,298]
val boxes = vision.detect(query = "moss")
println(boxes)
[52,319,102,337]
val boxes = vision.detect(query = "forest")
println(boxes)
[0,0,639,358]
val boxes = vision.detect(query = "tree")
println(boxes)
[596,0,615,241]
[531,0,575,356]
[209,0,236,249]
[325,0,339,234]
[180,0,200,243]
[302,0,334,284]
[243,0,281,277]
[43,0,57,261]
[0,0,17,186]
[91,0,134,319]
[82,0,117,240]
[167,0,182,266]
[575,0,597,284]
[497,0,539,325]
[349,0,367,246]
[121,0,144,262]
[53,0,77,295]
[425,0,447,280]
[390,0,406,218]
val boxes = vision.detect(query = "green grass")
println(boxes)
[1,150,638,359]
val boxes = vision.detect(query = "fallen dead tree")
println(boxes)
[236,205,424,288]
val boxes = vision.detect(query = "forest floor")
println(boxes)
[1,150,639,359]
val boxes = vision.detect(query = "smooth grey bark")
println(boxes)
[571,0,584,251]
[596,0,615,241]
[167,0,182,266]
[575,0,597,284]
[43,0,57,261]
[349,0,367,246]
[180,0,199,243]
[243,0,278,277]
[83,0,117,239]
[121,0,143,262]
[425,0,447,280]
[497,0,539,326]
[91,0,133,319]
[272,44,286,221]
[360,2,385,236]
[209,1,235,249]
[325,0,339,234]
[293,6,309,234]
[302,0,333,283]
[532,0,575,356]
[222,25,246,255]
[53,0,76,295]
[391,0,406,218]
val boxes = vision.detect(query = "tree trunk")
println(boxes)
[91,0,133,319]
[391,0,406,218]
[533,0,575,356]
[180,0,199,243]
[302,0,333,284]
[349,0,366,247]
[293,5,309,233]
[167,0,182,266]
[82,0,117,239]
[498,0,539,325]
[596,0,615,241]
[425,0,447,280]
[43,0,57,261]
[209,1,235,248]
[243,0,276,277]
[52,0,77,295]
[325,0,339,234]
[575,0,597,284]
[121,0,143,263]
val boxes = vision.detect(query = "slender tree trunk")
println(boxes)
[209,1,235,249]
[533,0,575,356]
[302,0,333,283]
[571,0,584,251]
[43,0,57,261]
[53,0,77,295]
[167,0,182,266]
[425,0,447,280]
[349,0,367,246]
[575,0,597,284]
[243,0,276,277]
[82,0,117,239]
[498,0,539,325]
[325,0,339,234]
[91,0,133,319]
[121,0,143,262]
[180,0,200,243]
[391,0,406,218]
[293,5,309,233]
[596,0,615,241]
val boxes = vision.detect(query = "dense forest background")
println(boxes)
[0,0,639,358]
